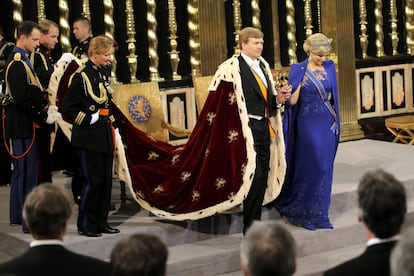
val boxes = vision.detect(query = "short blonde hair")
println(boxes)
[303,33,332,55]
[239,27,264,48]
[38,19,59,34]
[88,35,117,57]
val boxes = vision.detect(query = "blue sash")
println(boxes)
[305,69,339,135]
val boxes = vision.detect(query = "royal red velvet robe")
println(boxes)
[49,55,286,221]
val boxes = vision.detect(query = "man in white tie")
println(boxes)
[236,27,292,233]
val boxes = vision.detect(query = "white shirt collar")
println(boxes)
[241,53,260,68]
[366,235,399,246]
[30,239,64,247]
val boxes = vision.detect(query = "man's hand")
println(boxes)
[277,84,292,104]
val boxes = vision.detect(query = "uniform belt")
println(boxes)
[99,108,110,116]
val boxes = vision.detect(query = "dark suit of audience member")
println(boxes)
[324,169,407,276]
[240,220,296,276]
[110,233,168,276]
[236,27,291,234]
[62,35,119,237]
[0,183,110,276]
[0,24,14,186]
[4,21,44,232]
[29,19,60,183]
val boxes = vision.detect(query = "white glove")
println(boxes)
[59,53,74,64]
[90,110,99,125]
[46,105,62,124]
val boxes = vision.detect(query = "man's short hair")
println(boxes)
[16,20,40,39]
[358,169,406,238]
[110,233,168,276]
[23,184,73,239]
[73,16,91,31]
[240,221,296,276]
[239,27,263,48]
[38,19,59,34]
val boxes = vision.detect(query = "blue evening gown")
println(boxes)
[274,69,339,230]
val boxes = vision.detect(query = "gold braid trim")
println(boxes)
[81,71,107,104]
[5,53,44,98]
[160,119,192,137]
[29,50,49,72]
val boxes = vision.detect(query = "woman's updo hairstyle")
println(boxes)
[303,33,332,55]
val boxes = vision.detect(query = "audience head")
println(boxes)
[38,19,59,50]
[110,233,168,276]
[16,20,40,53]
[72,16,91,42]
[23,183,73,240]
[358,169,406,239]
[390,227,414,276]
[240,220,296,276]
[303,33,332,56]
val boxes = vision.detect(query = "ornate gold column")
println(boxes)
[321,0,364,141]
[103,0,118,83]
[316,0,321,30]
[304,0,313,37]
[82,0,91,20]
[37,0,46,22]
[389,0,399,56]
[286,0,297,64]
[12,0,23,36]
[233,0,242,55]
[271,0,282,69]
[406,0,414,54]
[359,0,369,59]
[147,0,163,81]
[59,0,71,53]
[126,0,138,82]
[374,0,385,57]
[198,0,227,75]
[188,0,201,77]
[251,0,261,29]
[168,0,181,80]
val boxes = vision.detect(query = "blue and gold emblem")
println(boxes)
[128,95,151,123]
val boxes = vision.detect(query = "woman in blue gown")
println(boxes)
[274,33,340,230]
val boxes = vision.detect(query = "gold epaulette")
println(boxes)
[13,52,21,61]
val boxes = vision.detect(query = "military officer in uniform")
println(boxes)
[71,16,92,60]
[62,35,119,237]
[4,21,44,233]
[29,19,60,183]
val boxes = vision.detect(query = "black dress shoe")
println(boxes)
[99,227,120,234]
[78,230,102,237]
[23,228,30,234]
